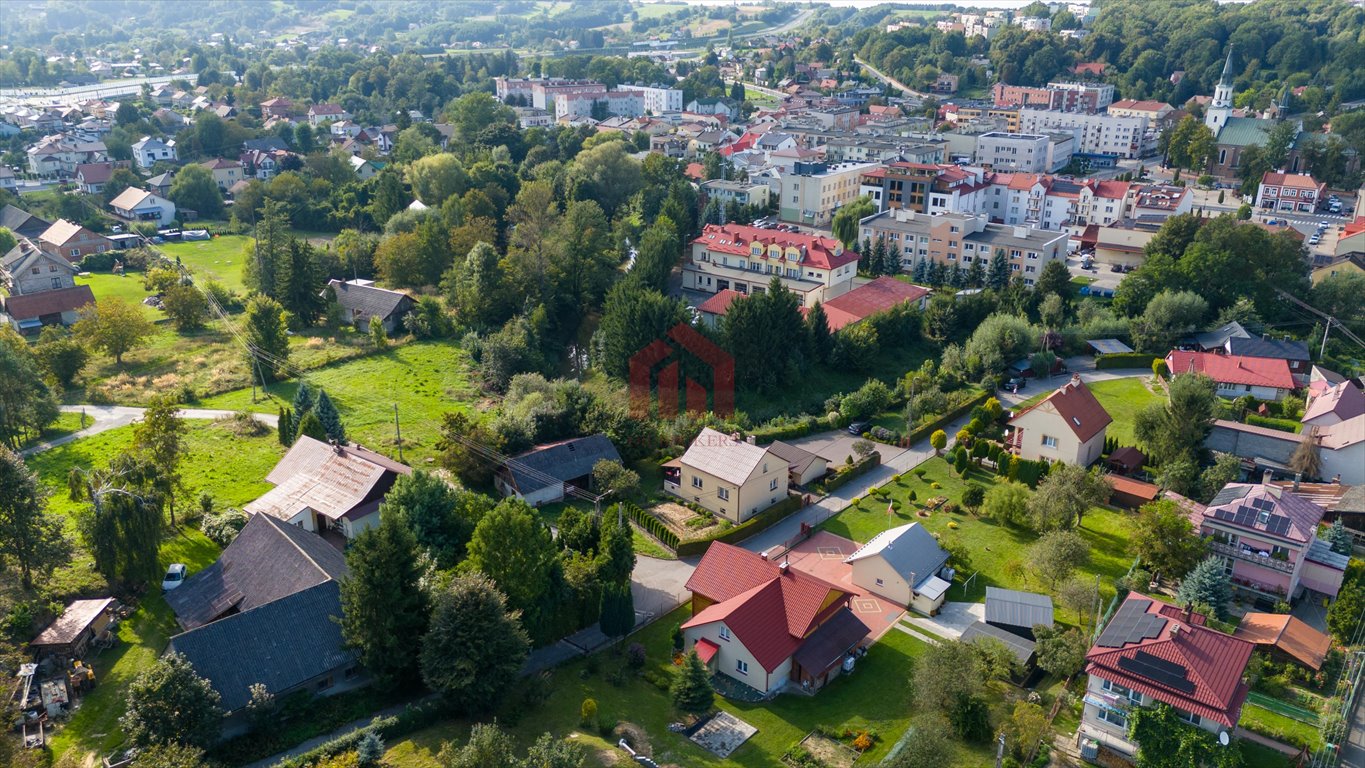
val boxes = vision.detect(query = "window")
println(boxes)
[30,267,38,274]
[315,676,333,692]
[717,487,730,501]
[719,626,731,641]
[1098,708,1128,729]
[51,277,62,289]
[1176,709,1200,726]
[875,578,885,587]
[1042,435,1058,448]
[48,264,57,272]
[344,665,361,680]
[692,476,703,489]
[736,659,749,675]
[70,249,79,257]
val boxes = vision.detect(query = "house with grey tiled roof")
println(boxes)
[495,434,621,506]
[668,428,790,523]
[324,278,415,334]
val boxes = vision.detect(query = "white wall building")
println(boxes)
[1017,109,1154,159]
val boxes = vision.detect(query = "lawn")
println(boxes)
[384,603,975,768]
[737,341,933,423]
[18,411,90,450]
[821,459,1136,607]
[198,339,480,463]
[1239,703,1323,753]
[159,234,252,293]
[1016,376,1163,448]
[1241,741,1295,768]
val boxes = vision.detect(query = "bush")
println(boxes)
[1245,414,1301,433]
[201,507,249,546]
[909,389,991,445]
[620,502,680,550]
[675,493,805,556]
[1095,353,1159,370]
[580,698,598,727]
[822,452,882,493]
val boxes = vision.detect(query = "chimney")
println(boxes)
[1262,469,1274,486]
[747,435,757,445]
[1293,473,1301,491]
[1070,373,1082,388]
[1183,602,1192,622]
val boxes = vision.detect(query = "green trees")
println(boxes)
[1026,464,1110,531]
[161,284,209,332]
[73,297,155,365]
[1175,556,1232,619]
[1132,499,1207,579]
[1134,373,1217,467]
[1029,530,1089,589]
[383,471,489,569]
[722,277,806,392]
[339,514,430,688]
[407,153,468,206]
[671,650,715,713]
[34,326,88,389]
[132,395,188,526]
[832,195,875,249]
[1128,703,1242,768]
[983,481,1031,527]
[420,573,530,714]
[568,140,642,219]
[168,163,223,219]
[930,430,947,455]
[70,453,164,588]
[1130,290,1207,354]
[121,652,223,749]
[464,499,562,644]
[0,329,59,449]
[1164,116,1217,171]
[0,445,68,589]
[593,280,688,379]
[312,389,346,443]
[631,216,682,293]
[912,640,990,740]
[1033,624,1089,678]
[242,295,290,382]
[599,582,634,638]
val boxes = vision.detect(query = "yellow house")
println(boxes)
[1007,376,1113,466]
[675,428,789,523]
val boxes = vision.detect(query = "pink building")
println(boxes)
[1181,480,1346,607]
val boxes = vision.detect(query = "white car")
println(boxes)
[161,563,187,591]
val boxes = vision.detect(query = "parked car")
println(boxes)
[1006,377,1027,393]
[848,419,871,435]
[162,563,187,591]
[1309,235,1321,245]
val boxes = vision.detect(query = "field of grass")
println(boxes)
[1239,703,1323,753]
[1015,376,1163,448]
[737,342,933,423]
[159,234,252,293]
[633,1,687,19]
[18,411,89,450]
[822,459,1136,607]
[383,603,981,768]
[1241,741,1295,768]
[198,339,479,462]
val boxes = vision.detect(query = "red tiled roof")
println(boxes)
[1105,474,1159,501]
[1165,351,1296,390]
[1260,172,1322,191]
[692,223,857,271]
[819,277,930,332]
[1110,99,1170,113]
[1,284,95,320]
[683,542,851,672]
[696,289,745,317]
[1009,377,1113,442]
[684,162,705,180]
[1086,594,1253,728]
[1234,613,1331,671]
[1089,179,1131,199]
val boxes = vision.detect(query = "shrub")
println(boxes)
[202,507,249,546]
[1095,353,1159,370]
[580,698,598,727]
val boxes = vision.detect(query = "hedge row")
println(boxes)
[823,451,882,493]
[1095,353,1159,370]
[676,493,805,557]
[1244,414,1302,434]
[907,389,992,445]
[275,698,447,768]
[621,502,680,550]
[750,415,821,445]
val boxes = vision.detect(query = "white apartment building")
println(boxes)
[976,132,1072,173]
[1017,109,1155,159]
[554,90,645,120]
[629,84,684,114]
[859,210,1068,286]
[778,161,881,227]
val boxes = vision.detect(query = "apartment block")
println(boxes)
[991,82,1114,113]
[684,223,859,307]
[1017,108,1154,159]
[700,179,770,209]
[858,210,1068,286]
[554,90,645,120]
[1256,173,1327,214]
[858,162,990,216]
[778,161,881,227]
[975,131,1072,173]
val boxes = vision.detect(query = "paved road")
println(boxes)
[1343,693,1365,768]
[853,56,930,100]
[20,404,278,457]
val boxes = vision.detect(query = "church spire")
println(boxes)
[1219,45,1235,86]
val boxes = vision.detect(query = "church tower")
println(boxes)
[1205,46,1236,134]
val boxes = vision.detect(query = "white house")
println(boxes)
[108,187,177,223]
[1007,375,1113,466]
[845,523,952,615]
[130,136,177,169]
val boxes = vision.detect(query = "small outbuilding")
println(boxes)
[984,587,1054,640]
[961,620,1036,667]
[767,440,828,487]
[496,434,621,506]
[30,598,116,661]
[845,522,952,615]
[1104,474,1161,510]
[1234,613,1333,671]
[325,279,415,335]
[1106,446,1147,474]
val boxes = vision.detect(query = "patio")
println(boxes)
[690,710,758,758]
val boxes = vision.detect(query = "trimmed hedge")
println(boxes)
[676,493,805,557]
[273,698,447,768]
[823,451,882,493]
[1244,414,1301,433]
[907,389,992,446]
[621,502,680,550]
[1095,353,1159,370]
[750,415,821,444]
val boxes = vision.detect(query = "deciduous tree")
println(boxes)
[73,297,154,365]
[1132,499,1207,579]
[121,652,223,748]
[340,513,430,687]
[132,395,187,525]
[1029,529,1089,589]
[0,445,68,588]
[420,573,530,714]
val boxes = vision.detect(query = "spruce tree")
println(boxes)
[312,389,346,443]
[671,650,715,713]
[277,407,293,446]
[599,582,635,638]
[987,248,1010,290]
[1175,556,1232,619]
[913,258,928,283]
[859,236,873,273]
[806,301,833,364]
[295,410,327,443]
[291,381,314,435]
[871,235,888,276]
[340,514,430,688]
[948,262,963,288]
[966,258,986,288]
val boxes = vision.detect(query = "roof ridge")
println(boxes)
[258,514,333,582]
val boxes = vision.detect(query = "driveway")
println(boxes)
[902,601,985,641]
[631,553,696,622]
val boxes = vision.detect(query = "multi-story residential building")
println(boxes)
[626,84,684,114]
[700,179,770,210]
[26,137,108,177]
[668,428,790,523]
[858,162,990,216]
[975,131,1072,173]
[532,80,607,111]
[1130,184,1192,221]
[306,104,350,127]
[1080,595,1253,759]
[199,158,243,191]
[820,136,945,165]
[37,219,113,262]
[1256,173,1327,214]
[778,161,880,226]
[493,77,538,104]
[1107,99,1175,127]
[131,136,177,169]
[859,210,1068,286]
[948,104,1021,132]
[1186,481,1347,604]
[684,223,859,307]
[1018,109,1154,159]
[0,237,96,332]
[992,82,1113,113]
[554,90,645,120]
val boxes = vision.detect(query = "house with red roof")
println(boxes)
[815,277,931,332]
[1164,350,1296,401]
[681,542,871,696]
[1080,595,1253,758]
[1256,172,1327,214]
[695,289,744,329]
[1007,375,1113,465]
[685,223,860,308]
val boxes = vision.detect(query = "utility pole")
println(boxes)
[994,731,1006,768]
[1322,316,1334,359]
[393,404,404,463]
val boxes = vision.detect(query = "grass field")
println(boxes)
[1016,376,1163,448]
[382,603,989,768]
[198,339,479,462]
[822,459,1136,607]
[160,234,252,293]
[18,411,90,450]
[737,342,933,423]
[1239,703,1324,753]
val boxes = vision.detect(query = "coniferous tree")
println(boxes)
[420,573,529,714]
[244,199,290,297]
[121,652,223,748]
[0,445,68,589]
[871,235,888,276]
[966,258,986,288]
[277,239,326,326]
[1175,556,1232,619]
[806,301,833,364]
[295,410,327,443]
[913,258,929,283]
[312,389,346,443]
[599,582,635,637]
[929,260,948,286]
[987,248,1011,291]
[671,650,715,713]
[277,407,294,446]
[291,381,315,434]
[340,514,430,688]
[948,262,964,288]
[860,236,874,273]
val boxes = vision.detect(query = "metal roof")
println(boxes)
[503,434,620,495]
[961,621,1036,665]
[844,523,949,587]
[984,587,1054,631]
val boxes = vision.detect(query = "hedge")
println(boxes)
[907,389,992,445]
[1095,353,1159,370]
[273,698,447,768]
[620,502,680,550]
[750,415,821,445]
[676,493,805,557]
[823,451,882,493]
[1244,414,1302,434]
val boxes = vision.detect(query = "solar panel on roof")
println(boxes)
[1252,497,1275,512]
[1118,651,1196,693]
[1210,486,1252,507]
[1266,516,1292,536]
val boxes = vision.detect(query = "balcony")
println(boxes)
[1209,539,1295,574]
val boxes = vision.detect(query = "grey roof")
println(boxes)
[961,621,1036,665]
[243,137,290,153]
[1226,335,1311,362]
[1191,321,1250,350]
[504,434,621,495]
[0,205,53,239]
[168,581,354,712]
[767,441,824,478]
[985,587,1054,630]
[845,523,949,587]
[756,132,793,148]
[792,607,870,674]
[326,279,413,321]
[165,513,348,630]
[1306,538,1350,571]
[146,172,175,188]
[681,427,772,486]
[1217,117,1277,147]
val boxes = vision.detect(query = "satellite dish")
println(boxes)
[1219,731,1230,747]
